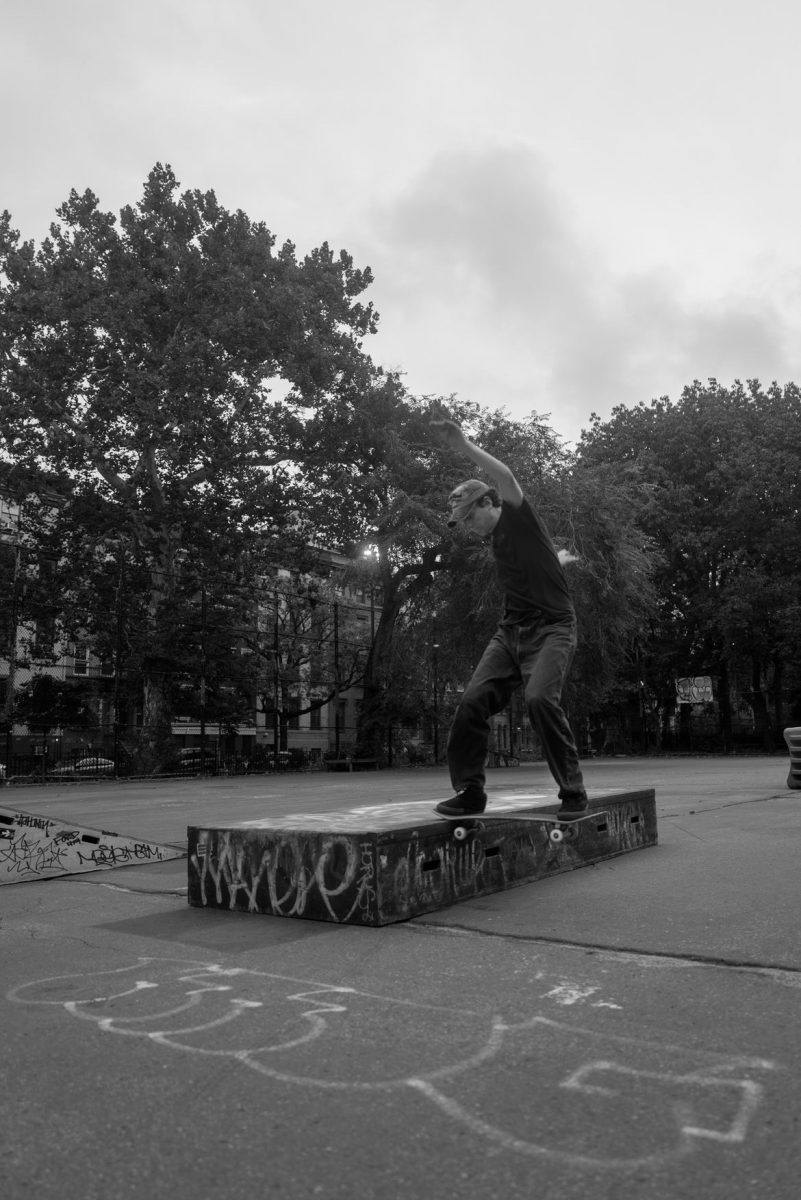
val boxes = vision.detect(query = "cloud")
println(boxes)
[357,143,801,440]
[373,144,598,325]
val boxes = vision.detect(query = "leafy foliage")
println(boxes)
[5,167,796,764]
[299,385,659,754]
[579,379,801,744]
[0,165,378,764]
[13,674,93,734]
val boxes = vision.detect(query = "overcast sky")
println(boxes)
[4,0,801,444]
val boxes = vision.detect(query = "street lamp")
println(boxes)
[199,576,207,775]
[174,549,208,774]
[432,641,440,763]
[113,538,126,777]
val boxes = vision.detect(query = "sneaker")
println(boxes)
[556,798,589,821]
[435,788,487,817]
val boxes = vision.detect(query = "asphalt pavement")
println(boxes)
[2,755,799,1200]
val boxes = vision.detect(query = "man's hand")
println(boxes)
[430,417,524,507]
[430,419,469,451]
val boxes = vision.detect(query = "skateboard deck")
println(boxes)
[437,808,610,844]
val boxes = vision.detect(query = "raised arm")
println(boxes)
[430,419,524,507]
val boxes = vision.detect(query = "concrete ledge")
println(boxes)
[187,789,657,926]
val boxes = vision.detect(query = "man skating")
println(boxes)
[431,418,587,818]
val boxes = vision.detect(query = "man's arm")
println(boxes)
[430,419,524,507]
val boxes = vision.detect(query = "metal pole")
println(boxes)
[333,602,340,756]
[273,589,280,771]
[3,540,22,776]
[113,543,124,777]
[432,640,440,763]
[200,577,207,775]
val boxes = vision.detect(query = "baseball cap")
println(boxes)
[447,479,492,526]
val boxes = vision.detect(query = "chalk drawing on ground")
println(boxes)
[7,956,776,1169]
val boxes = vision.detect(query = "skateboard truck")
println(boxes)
[440,810,609,845]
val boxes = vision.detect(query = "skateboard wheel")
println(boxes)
[550,827,565,843]
[453,825,469,841]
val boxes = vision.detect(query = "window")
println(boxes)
[31,556,56,655]
[73,646,89,676]
[0,495,17,538]
[33,615,56,657]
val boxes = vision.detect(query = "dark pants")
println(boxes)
[447,617,585,801]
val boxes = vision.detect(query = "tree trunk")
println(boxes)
[356,586,404,758]
[717,659,733,753]
[138,658,174,770]
[355,546,445,758]
[749,656,773,752]
[772,654,784,745]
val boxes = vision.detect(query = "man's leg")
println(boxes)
[444,628,519,808]
[519,619,586,808]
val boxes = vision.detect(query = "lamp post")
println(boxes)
[113,539,126,777]
[273,590,281,772]
[2,538,21,776]
[199,576,207,775]
[174,548,208,774]
[333,601,341,758]
[432,639,440,763]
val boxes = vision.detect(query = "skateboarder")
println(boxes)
[431,418,587,818]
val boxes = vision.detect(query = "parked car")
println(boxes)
[75,756,116,776]
[177,747,218,774]
[48,756,116,779]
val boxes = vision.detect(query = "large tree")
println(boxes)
[0,165,378,766]
[579,379,801,747]
[242,564,371,761]
[298,379,475,755]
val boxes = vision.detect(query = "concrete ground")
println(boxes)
[2,755,799,1200]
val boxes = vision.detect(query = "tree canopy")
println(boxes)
[578,379,801,746]
[0,164,380,763]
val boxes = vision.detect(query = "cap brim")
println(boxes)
[446,501,475,526]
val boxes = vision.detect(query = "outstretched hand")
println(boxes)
[430,418,468,450]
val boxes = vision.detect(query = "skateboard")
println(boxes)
[438,809,609,844]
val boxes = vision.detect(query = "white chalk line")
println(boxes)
[6,956,779,1168]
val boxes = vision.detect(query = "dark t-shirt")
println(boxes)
[491,498,574,624]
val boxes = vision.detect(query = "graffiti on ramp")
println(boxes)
[0,805,185,885]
